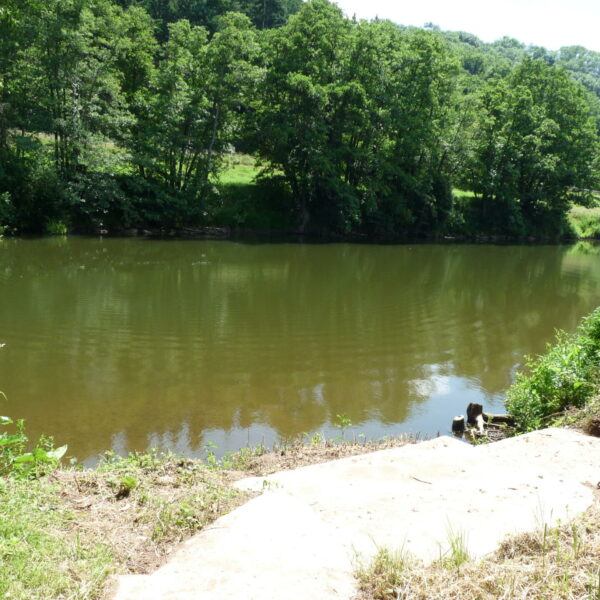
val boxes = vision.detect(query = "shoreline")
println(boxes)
[2,413,599,600]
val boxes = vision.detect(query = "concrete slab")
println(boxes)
[113,491,357,600]
[481,427,600,483]
[112,429,600,600]
[234,432,600,561]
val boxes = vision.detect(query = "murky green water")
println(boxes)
[1,238,599,463]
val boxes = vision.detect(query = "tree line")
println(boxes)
[0,0,599,238]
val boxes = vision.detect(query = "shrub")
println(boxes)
[506,308,600,430]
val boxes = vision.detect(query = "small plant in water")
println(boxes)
[334,414,352,440]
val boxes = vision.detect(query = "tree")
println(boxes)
[244,0,303,29]
[252,1,459,235]
[465,59,599,236]
[6,0,135,176]
[250,0,354,231]
[115,0,302,34]
[131,13,259,199]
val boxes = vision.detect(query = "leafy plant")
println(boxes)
[203,441,220,469]
[112,475,139,499]
[0,414,28,474]
[506,308,600,430]
[44,220,68,235]
[0,399,67,477]
[334,413,352,440]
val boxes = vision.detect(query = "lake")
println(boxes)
[1,238,599,464]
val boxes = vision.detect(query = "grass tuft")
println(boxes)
[356,548,410,600]
[442,527,470,569]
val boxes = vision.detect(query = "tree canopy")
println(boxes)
[1,0,599,238]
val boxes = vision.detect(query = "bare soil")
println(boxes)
[225,434,418,478]
[48,457,249,580]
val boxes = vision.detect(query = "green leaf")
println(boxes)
[0,436,21,447]
[13,453,34,463]
[32,447,49,461]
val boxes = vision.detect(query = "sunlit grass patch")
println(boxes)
[217,163,260,186]
[215,154,261,186]
[452,188,476,200]
[569,206,600,239]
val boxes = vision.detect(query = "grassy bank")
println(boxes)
[1,450,247,600]
[211,166,600,240]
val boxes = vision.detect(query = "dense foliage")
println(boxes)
[1,0,599,237]
[506,308,600,430]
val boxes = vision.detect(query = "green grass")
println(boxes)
[568,206,600,239]
[214,154,261,186]
[217,161,261,186]
[207,155,294,231]
[0,477,114,600]
[452,189,476,200]
[0,429,246,600]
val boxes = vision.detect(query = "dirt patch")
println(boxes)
[564,397,600,437]
[224,434,418,478]
[48,455,250,580]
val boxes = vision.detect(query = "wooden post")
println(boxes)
[452,415,465,434]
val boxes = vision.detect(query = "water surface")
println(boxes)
[1,238,599,463]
